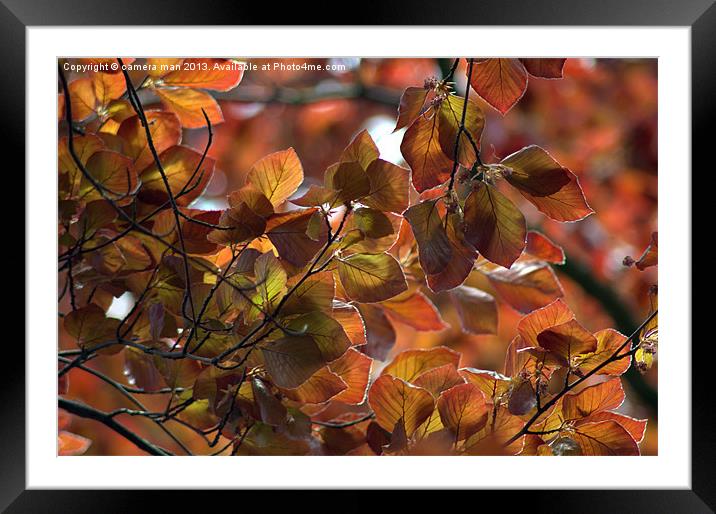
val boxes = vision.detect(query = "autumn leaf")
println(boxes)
[325,161,371,204]
[571,420,639,456]
[437,94,485,167]
[449,286,498,335]
[356,304,396,361]
[394,86,429,132]
[368,375,435,436]
[337,253,407,303]
[413,364,465,397]
[59,431,92,456]
[382,346,460,383]
[426,213,478,293]
[139,145,215,206]
[519,58,567,79]
[487,261,564,313]
[282,367,347,405]
[117,111,182,172]
[155,88,223,129]
[437,383,489,441]
[266,209,328,268]
[463,182,527,268]
[328,348,373,404]
[400,111,453,192]
[362,159,410,214]
[562,378,625,420]
[159,58,244,91]
[537,318,599,362]
[339,129,380,170]
[517,298,575,347]
[403,199,452,275]
[261,336,327,389]
[467,58,528,115]
[501,145,593,222]
[246,148,304,207]
[63,304,120,352]
[525,231,565,264]
[382,291,447,332]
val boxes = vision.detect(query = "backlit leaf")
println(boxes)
[501,145,593,222]
[159,58,244,91]
[578,329,631,376]
[537,318,598,361]
[339,129,379,170]
[403,199,452,275]
[325,161,371,204]
[353,207,395,239]
[283,367,347,404]
[118,111,182,172]
[382,291,447,331]
[59,431,91,456]
[261,336,326,389]
[155,88,223,128]
[413,364,465,397]
[449,286,497,335]
[525,231,565,264]
[139,145,215,206]
[438,94,485,167]
[329,348,373,404]
[64,304,120,352]
[356,304,396,360]
[562,378,625,420]
[246,148,304,207]
[468,58,528,115]
[579,412,647,443]
[426,213,478,293]
[460,368,511,403]
[368,375,435,436]
[437,383,489,441]
[394,86,429,132]
[517,299,575,347]
[487,261,564,313]
[266,209,328,268]
[400,110,453,192]
[463,182,526,268]
[80,150,138,204]
[362,158,410,214]
[337,253,407,303]
[382,346,460,383]
[519,58,566,79]
[571,420,639,456]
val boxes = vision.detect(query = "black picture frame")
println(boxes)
[4,0,709,511]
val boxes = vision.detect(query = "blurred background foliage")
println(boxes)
[59,57,658,455]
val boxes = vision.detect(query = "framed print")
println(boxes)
[4,0,711,511]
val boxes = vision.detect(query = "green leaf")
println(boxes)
[362,159,410,214]
[353,207,395,239]
[437,94,485,168]
[261,336,326,389]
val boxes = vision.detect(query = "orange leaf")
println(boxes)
[537,318,598,361]
[426,213,477,293]
[413,364,465,397]
[450,286,497,335]
[437,94,485,168]
[160,58,244,91]
[339,129,379,170]
[519,58,566,78]
[487,261,564,313]
[394,86,429,132]
[329,348,373,404]
[404,199,452,275]
[368,375,435,436]
[362,159,410,214]
[81,150,138,204]
[400,110,453,192]
[501,145,593,222]
[464,406,525,455]
[578,329,631,376]
[578,412,647,443]
[460,368,511,403]
[266,209,328,268]
[382,291,447,332]
[117,111,182,171]
[283,367,347,404]
[517,299,574,347]
[58,430,91,456]
[139,145,215,206]
[464,182,526,268]
[155,88,223,129]
[571,420,639,456]
[525,231,565,264]
[562,378,625,420]
[92,72,126,109]
[468,58,528,115]
[68,78,97,121]
[246,148,304,207]
[437,383,489,441]
[261,336,327,389]
[382,346,460,383]
[356,304,396,361]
